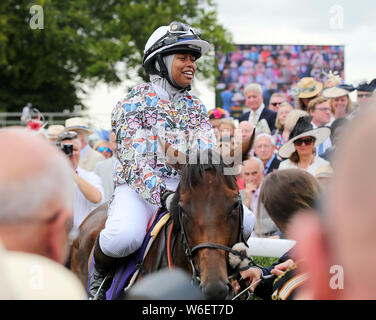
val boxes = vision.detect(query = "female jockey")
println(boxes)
[88,21,255,300]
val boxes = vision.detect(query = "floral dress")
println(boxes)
[111,82,216,206]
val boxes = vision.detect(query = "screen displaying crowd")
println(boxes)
[216,44,345,117]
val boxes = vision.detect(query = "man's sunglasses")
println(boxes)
[294,137,316,146]
[271,102,282,107]
[97,146,112,153]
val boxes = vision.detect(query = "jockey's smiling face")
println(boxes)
[171,53,197,87]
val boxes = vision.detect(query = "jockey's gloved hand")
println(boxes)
[161,190,175,212]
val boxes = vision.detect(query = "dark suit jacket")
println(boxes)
[238,106,277,133]
[254,250,292,300]
[265,155,281,176]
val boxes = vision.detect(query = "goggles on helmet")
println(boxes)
[143,22,202,61]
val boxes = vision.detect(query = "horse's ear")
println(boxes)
[241,127,256,161]
[228,127,255,160]
[157,135,187,171]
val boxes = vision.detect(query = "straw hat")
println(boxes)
[278,116,330,158]
[314,165,334,179]
[64,117,93,134]
[284,110,310,132]
[296,77,323,99]
[47,125,65,140]
[322,84,355,99]
[0,244,86,300]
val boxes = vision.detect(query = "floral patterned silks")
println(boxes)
[111,82,216,206]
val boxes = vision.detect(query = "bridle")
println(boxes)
[175,196,250,285]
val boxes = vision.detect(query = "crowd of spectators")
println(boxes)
[216,44,345,116]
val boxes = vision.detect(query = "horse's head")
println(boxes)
[159,131,255,300]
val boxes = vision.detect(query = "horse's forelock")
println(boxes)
[170,149,238,235]
[180,149,236,191]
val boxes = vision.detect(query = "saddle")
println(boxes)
[88,209,171,300]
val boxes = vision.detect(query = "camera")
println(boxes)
[56,131,77,157]
[60,143,73,157]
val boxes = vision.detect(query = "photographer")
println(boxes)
[57,132,104,230]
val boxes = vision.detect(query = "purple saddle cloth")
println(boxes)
[88,210,168,300]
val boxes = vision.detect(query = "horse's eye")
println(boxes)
[230,202,241,215]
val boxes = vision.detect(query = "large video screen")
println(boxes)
[216,44,345,117]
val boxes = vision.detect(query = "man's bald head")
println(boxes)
[0,128,56,180]
[0,128,73,222]
[236,121,255,141]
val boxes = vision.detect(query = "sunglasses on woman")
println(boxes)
[97,146,112,153]
[294,137,316,146]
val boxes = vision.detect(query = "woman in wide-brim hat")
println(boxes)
[295,77,323,111]
[278,115,330,176]
[322,84,355,120]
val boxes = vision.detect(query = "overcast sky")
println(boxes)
[85,0,376,129]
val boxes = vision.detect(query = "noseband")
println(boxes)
[176,196,249,285]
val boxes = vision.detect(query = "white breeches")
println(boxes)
[99,179,255,258]
[99,178,179,258]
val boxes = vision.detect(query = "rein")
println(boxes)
[174,197,249,284]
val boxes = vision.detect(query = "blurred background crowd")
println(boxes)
[216,44,344,117]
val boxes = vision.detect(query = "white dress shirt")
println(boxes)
[73,167,104,229]
[247,104,265,126]
[279,156,330,176]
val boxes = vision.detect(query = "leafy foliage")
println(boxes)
[0,0,233,112]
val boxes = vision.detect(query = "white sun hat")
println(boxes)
[278,116,330,159]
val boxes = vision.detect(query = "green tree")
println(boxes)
[0,0,233,113]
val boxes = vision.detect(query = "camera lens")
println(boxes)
[62,143,73,157]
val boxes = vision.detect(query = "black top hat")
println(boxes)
[357,79,376,92]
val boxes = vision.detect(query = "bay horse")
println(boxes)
[70,132,254,300]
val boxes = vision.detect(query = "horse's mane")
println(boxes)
[181,149,237,190]
[169,149,238,234]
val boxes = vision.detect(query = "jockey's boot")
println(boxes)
[88,236,117,300]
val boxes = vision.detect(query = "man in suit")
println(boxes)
[64,117,105,171]
[238,83,277,134]
[307,97,332,157]
[239,157,279,237]
[254,133,281,176]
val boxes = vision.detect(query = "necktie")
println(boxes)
[318,142,324,156]
[250,111,257,126]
